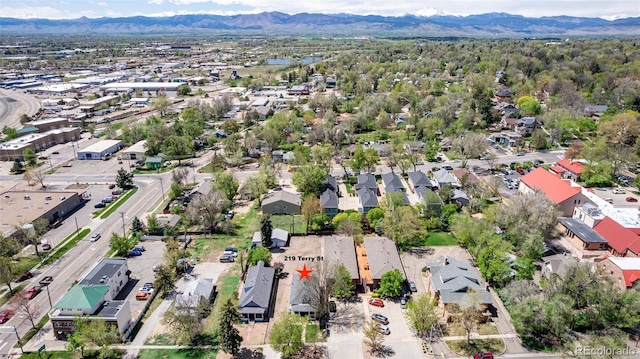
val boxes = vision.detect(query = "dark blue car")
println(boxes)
[126,250,142,257]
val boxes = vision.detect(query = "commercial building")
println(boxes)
[0,127,81,161]
[121,140,147,160]
[50,258,132,340]
[0,190,85,237]
[77,140,123,160]
[26,83,89,95]
[99,82,181,92]
[26,117,70,132]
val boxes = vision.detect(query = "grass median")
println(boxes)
[99,187,138,219]
[41,228,90,267]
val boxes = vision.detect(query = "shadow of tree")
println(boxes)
[368,345,395,358]
[235,348,264,359]
[407,247,435,258]
[328,303,365,333]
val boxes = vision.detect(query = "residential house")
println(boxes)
[514,117,540,136]
[325,77,336,88]
[452,189,469,206]
[355,174,379,194]
[518,168,590,217]
[415,187,444,214]
[407,171,433,191]
[357,188,379,214]
[320,189,339,218]
[403,141,425,153]
[239,260,276,322]
[492,131,522,148]
[288,85,310,95]
[322,175,339,195]
[289,272,318,318]
[261,191,302,215]
[584,105,608,121]
[425,256,493,322]
[282,151,295,163]
[363,142,392,157]
[554,159,584,182]
[271,150,284,162]
[594,217,640,257]
[495,89,512,102]
[252,228,289,248]
[598,257,640,290]
[557,217,608,259]
[381,173,405,192]
[50,258,132,340]
[541,253,580,280]
[362,237,406,290]
[175,278,215,309]
[323,236,361,292]
[432,168,461,189]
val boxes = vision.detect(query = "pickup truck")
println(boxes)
[39,276,54,286]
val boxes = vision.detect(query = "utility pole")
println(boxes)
[48,156,53,173]
[45,285,52,309]
[159,178,165,199]
[74,217,80,238]
[119,211,126,237]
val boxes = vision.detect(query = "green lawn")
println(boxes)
[446,339,505,356]
[42,228,90,266]
[271,214,307,234]
[344,182,355,196]
[423,231,458,246]
[138,349,217,359]
[98,187,139,219]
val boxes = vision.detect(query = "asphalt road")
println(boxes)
[0,89,41,129]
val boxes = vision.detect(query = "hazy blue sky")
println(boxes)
[1,0,638,20]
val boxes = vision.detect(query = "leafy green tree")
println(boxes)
[2,128,19,140]
[269,312,306,358]
[376,268,404,297]
[154,264,175,297]
[365,207,384,226]
[292,165,328,197]
[332,264,355,299]
[0,257,16,295]
[439,183,454,203]
[177,84,192,96]
[517,96,541,116]
[146,213,160,234]
[350,146,380,174]
[477,242,512,287]
[449,289,485,346]
[214,171,239,201]
[23,148,36,167]
[169,183,183,200]
[261,215,273,248]
[109,233,135,256]
[381,206,427,248]
[247,246,272,266]
[218,296,243,356]
[514,257,535,280]
[115,167,134,189]
[10,159,24,174]
[530,129,549,150]
[151,95,171,117]
[163,306,202,344]
[301,196,322,234]
[362,319,386,354]
[162,135,194,164]
[405,294,439,339]
[332,212,362,236]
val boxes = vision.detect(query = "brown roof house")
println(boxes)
[261,191,301,215]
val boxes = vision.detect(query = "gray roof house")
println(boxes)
[363,236,406,289]
[415,187,444,215]
[289,272,319,318]
[452,189,470,206]
[433,169,461,188]
[239,260,275,322]
[355,174,378,193]
[252,228,289,248]
[175,278,215,309]
[320,189,339,217]
[323,236,359,284]
[322,175,339,194]
[426,256,492,320]
[261,191,302,215]
[541,253,580,280]
[407,171,433,190]
[381,173,404,191]
[385,189,410,205]
[357,188,379,214]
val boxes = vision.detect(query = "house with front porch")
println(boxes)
[239,260,275,322]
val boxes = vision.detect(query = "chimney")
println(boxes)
[443,256,449,265]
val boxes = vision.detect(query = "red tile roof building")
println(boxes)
[519,168,590,216]
[593,217,640,257]
[598,257,640,290]
[556,159,584,181]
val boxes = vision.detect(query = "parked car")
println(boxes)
[442,165,454,170]
[16,271,33,282]
[133,245,146,252]
[220,254,235,263]
[62,163,72,167]
[612,188,626,194]
[516,151,525,156]
[102,197,113,203]
[39,276,54,286]
[126,250,142,257]
[473,353,494,359]
[136,292,151,301]
[38,156,47,160]
[377,324,391,335]
[515,168,525,175]
[626,197,638,202]
[400,297,407,309]
[90,233,101,242]
[408,281,417,292]
[42,243,51,251]
[108,184,116,189]
[224,247,238,257]
[0,310,11,323]
[52,151,60,154]
[112,190,123,195]
[94,202,106,208]
[371,313,389,325]
[368,298,384,307]
[226,211,235,220]
[24,286,42,300]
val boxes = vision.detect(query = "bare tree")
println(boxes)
[484,153,497,171]
[187,188,230,232]
[307,262,337,324]
[496,191,559,247]
[449,289,485,346]
[451,132,488,168]
[171,168,189,187]
[18,295,38,330]
[363,319,386,355]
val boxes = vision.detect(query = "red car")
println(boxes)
[368,298,384,307]
[626,197,638,202]
[473,353,494,359]
[0,310,11,323]
[24,286,42,300]
[108,184,116,189]
[16,271,33,282]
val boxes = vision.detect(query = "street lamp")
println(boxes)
[158,178,165,199]
[45,285,52,309]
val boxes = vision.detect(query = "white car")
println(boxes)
[612,189,625,194]
[90,233,101,242]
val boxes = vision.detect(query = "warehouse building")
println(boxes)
[77,140,122,160]
[0,127,81,161]
[99,82,181,92]
[121,140,147,160]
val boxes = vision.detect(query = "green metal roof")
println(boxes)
[53,285,110,310]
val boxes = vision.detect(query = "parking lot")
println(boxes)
[115,240,166,320]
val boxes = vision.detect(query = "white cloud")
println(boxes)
[0,5,66,19]
[147,0,164,4]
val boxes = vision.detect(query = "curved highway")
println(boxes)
[0,88,41,129]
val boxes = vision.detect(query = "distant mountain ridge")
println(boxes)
[0,11,638,36]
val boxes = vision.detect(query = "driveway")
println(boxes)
[363,297,423,358]
[327,300,366,359]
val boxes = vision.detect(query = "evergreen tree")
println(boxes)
[115,167,134,189]
[218,297,243,356]
[261,215,273,248]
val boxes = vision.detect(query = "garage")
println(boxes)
[77,140,122,160]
